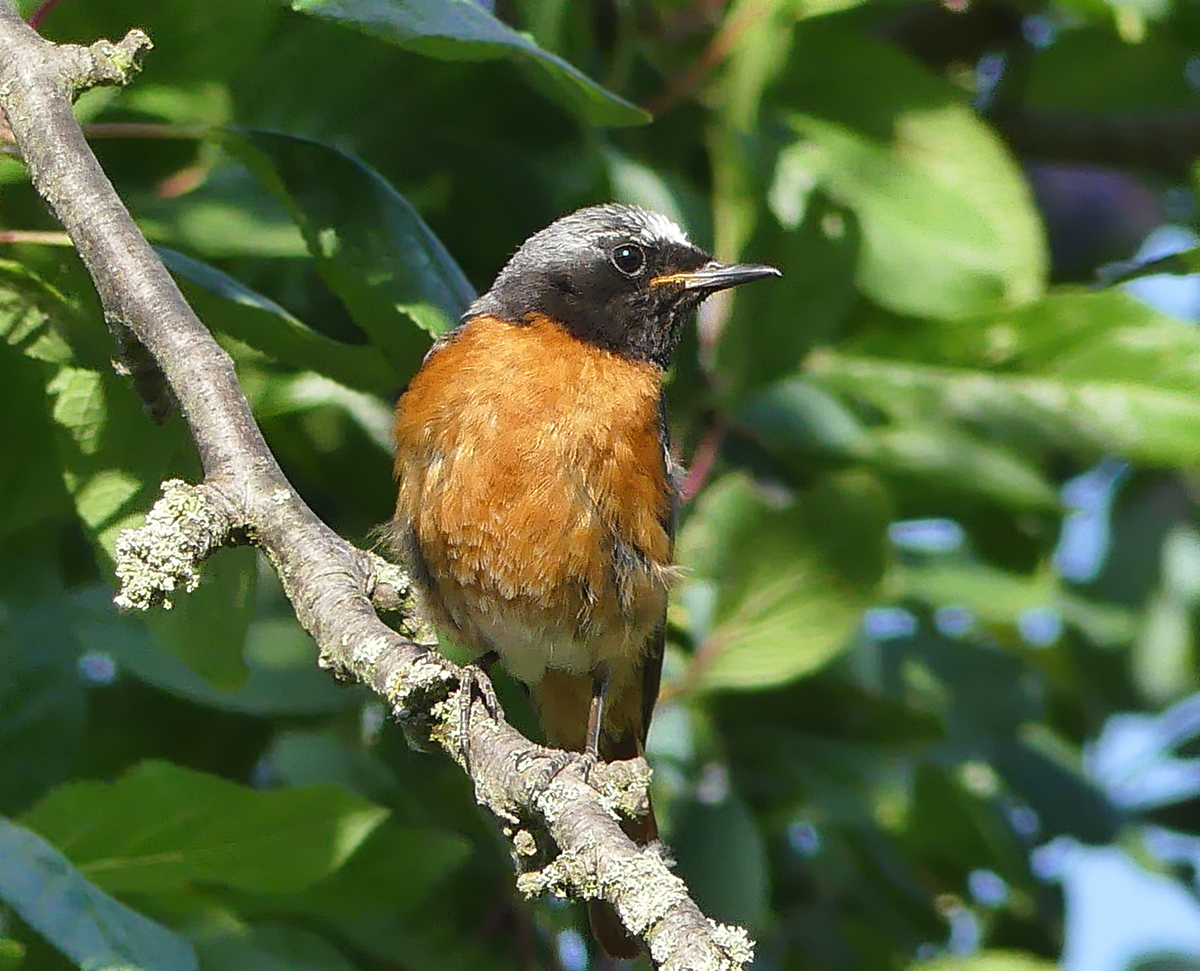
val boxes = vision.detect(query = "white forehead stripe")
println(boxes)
[634,208,690,246]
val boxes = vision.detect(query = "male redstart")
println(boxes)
[391,203,779,956]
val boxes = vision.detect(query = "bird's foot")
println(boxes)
[457,652,504,771]
[534,747,600,794]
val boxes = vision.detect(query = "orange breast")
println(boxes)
[392,314,672,685]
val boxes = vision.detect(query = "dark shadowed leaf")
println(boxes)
[670,792,770,933]
[231,131,475,381]
[288,0,648,127]
[0,347,70,541]
[0,599,87,815]
[160,248,397,394]
[989,735,1122,844]
[72,587,365,717]
[194,924,359,971]
[0,816,198,971]
[242,821,471,918]
[144,546,257,691]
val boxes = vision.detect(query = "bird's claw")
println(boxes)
[458,658,505,770]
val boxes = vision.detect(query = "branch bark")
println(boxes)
[0,6,753,969]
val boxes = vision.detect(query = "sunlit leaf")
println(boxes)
[807,349,1200,468]
[22,761,389,895]
[678,472,878,691]
[775,22,1046,319]
[912,949,1061,971]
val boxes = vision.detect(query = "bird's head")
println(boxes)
[465,203,780,369]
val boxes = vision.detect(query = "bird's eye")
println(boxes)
[611,243,646,277]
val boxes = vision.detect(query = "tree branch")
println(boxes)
[0,7,753,969]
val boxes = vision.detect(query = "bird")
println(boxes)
[390,203,779,957]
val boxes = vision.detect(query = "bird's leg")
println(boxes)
[536,665,610,791]
[459,649,504,770]
[585,665,610,760]
[579,664,610,782]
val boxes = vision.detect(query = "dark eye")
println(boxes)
[611,243,646,277]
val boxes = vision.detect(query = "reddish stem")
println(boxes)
[643,1,768,115]
[27,0,65,30]
[679,423,726,503]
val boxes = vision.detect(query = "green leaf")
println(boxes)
[72,588,365,718]
[0,263,89,539]
[0,598,87,815]
[671,792,769,933]
[852,289,1200,384]
[1027,28,1192,112]
[1098,247,1200,286]
[37,0,280,90]
[911,956,1060,971]
[46,364,188,560]
[231,131,474,381]
[289,0,648,128]
[736,377,1059,509]
[898,558,1136,645]
[0,259,77,366]
[249,822,471,918]
[194,924,360,971]
[988,734,1121,844]
[41,360,254,687]
[0,345,71,541]
[0,815,198,971]
[716,192,859,403]
[21,761,389,896]
[159,248,397,394]
[0,939,24,971]
[776,23,1046,319]
[807,348,1200,469]
[136,168,310,260]
[144,547,257,691]
[678,472,879,691]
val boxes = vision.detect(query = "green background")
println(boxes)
[2,0,1200,969]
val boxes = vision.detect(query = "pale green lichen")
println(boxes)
[707,921,756,968]
[112,479,229,610]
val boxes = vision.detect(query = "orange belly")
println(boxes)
[391,314,673,750]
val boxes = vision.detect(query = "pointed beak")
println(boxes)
[650,260,782,292]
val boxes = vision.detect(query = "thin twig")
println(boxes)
[643,0,772,116]
[0,229,72,245]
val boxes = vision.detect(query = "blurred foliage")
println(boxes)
[3,0,1200,969]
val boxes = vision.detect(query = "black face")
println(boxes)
[465,204,780,369]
